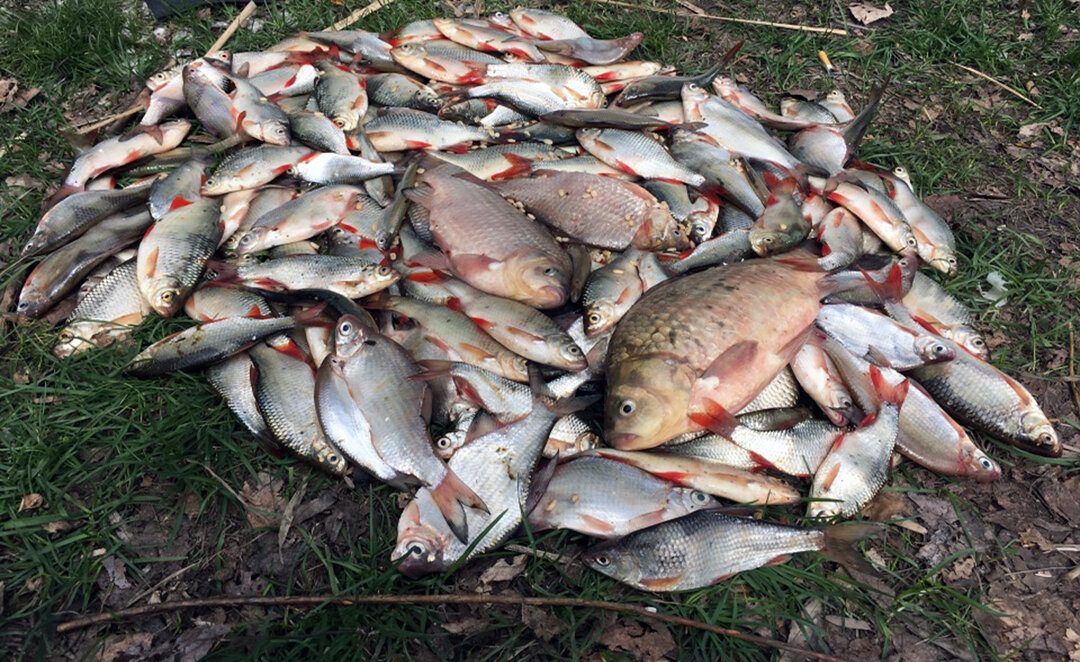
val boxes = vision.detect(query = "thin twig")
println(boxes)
[1069,322,1080,415]
[950,62,1042,109]
[206,1,258,57]
[325,0,401,32]
[74,106,143,136]
[504,544,575,565]
[53,593,847,660]
[584,0,848,36]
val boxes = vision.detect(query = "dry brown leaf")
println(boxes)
[98,632,153,662]
[849,2,894,24]
[239,472,285,528]
[101,556,132,590]
[824,615,873,631]
[521,604,567,641]
[477,554,527,587]
[18,493,44,512]
[5,175,40,189]
[1019,122,1049,141]
[943,556,976,582]
[24,576,43,592]
[440,613,490,635]
[599,619,676,661]
[1018,527,1055,552]
[42,520,74,534]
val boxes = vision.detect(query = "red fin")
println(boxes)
[442,297,464,313]
[654,471,695,483]
[491,153,534,180]
[169,196,194,211]
[442,143,471,154]
[406,270,444,284]
[271,338,308,363]
[504,325,544,342]
[820,462,841,490]
[430,468,488,542]
[859,263,903,303]
[747,451,781,473]
[639,575,684,591]
[688,397,738,437]
[868,364,909,405]
[142,246,160,277]
[579,514,617,535]
[292,301,331,327]
[470,317,495,331]
[245,304,264,318]
[700,340,759,382]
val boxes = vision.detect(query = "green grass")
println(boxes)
[1,0,1078,660]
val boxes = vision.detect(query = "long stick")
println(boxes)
[206,1,258,56]
[74,105,143,136]
[325,0,401,31]
[53,593,846,660]
[950,62,1042,108]
[584,0,848,36]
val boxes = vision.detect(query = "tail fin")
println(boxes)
[859,262,905,303]
[429,467,488,543]
[842,78,890,151]
[868,364,909,406]
[291,301,332,328]
[820,522,885,576]
[410,359,457,381]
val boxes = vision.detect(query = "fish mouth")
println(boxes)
[607,432,642,449]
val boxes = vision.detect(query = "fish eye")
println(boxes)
[566,344,582,355]
[948,256,958,265]
[377,265,393,276]
[687,84,700,91]
[327,453,340,464]
[333,117,347,128]
[543,267,557,277]
[906,236,918,247]
[57,331,74,343]
[1038,432,1055,445]
[593,554,610,567]
[160,290,176,303]
[979,457,994,470]
[239,234,254,245]
[204,178,216,187]
[691,490,709,504]
[934,344,948,355]
[619,400,635,416]
[339,321,354,336]
[409,543,424,556]
[762,236,774,244]
[971,338,986,348]
[287,166,297,175]
[587,313,602,325]
[436,436,451,449]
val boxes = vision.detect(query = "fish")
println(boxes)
[741,367,801,414]
[668,416,841,477]
[490,170,689,251]
[18,209,154,318]
[201,145,314,196]
[363,108,494,152]
[319,316,486,542]
[582,510,877,591]
[389,42,501,84]
[428,142,566,180]
[824,337,1001,481]
[137,197,221,317]
[249,63,319,98]
[605,258,832,450]
[664,229,753,275]
[901,272,987,358]
[748,184,812,257]
[53,259,150,358]
[535,33,643,66]
[126,304,328,377]
[543,414,601,458]
[577,128,705,186]
[206,353,274,446]
[49,121,191,206]
[365,72,442,111]
[394,394,566,576]
[815,302,956,370]
[23,179,155,256]
[314,62,368,131]
[288,111,350,155]
[208,254,399,299]
[587,449,801,504]
[582,248,666,336]
[808,367,908,518]
[183,283,272,322]
[432,17,545,62]
[149,157,211,220]
[790,336,860,426]
[528,454,718,538]
[249,335,348,475]
[234,185,364,254]
[289,153,396,185]
[404,160,571,308]
[509,8,589,40]
[611,46,740,107]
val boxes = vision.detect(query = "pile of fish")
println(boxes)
[16,7,1060,592]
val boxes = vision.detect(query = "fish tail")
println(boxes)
[868,364,909,406]
[820,522,884,576]
[409,359,457,381]
[291,301,332,328]
[430,467,488,543]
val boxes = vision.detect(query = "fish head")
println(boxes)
[313,437,349,475]
[605,356,695,450]
[711,76,737,99]
[825,90,847,103]
[52,324,94,359]
[512,253,570,309]
[680,82,710,110]
[145,277,185,317]
[434,430,466,460]
[670,487,719,514]
[581,539,643,585]
[498,353,530,382]
[952,328,989,360]
[1020,410,1060,457]
[201,173,235,197]
[330,314,369,359]
[554,337,588,371]
[965,448,1002,482]
[584,302,616,337]
[389,43,425,68]
[913,335,956,365]
[806,500,843,519]
[260,120,292,146]
[234,227,269,255]
[644,206,692,251]
[413,87,441,112]
[921,244,959,278]
[331,112,358,132]
[392,499,451,577]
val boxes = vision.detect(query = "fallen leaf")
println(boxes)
[98,632,153,662]
[440,613,490,634]
[849,2,894,24]
[852,39,874,55]
[42,520,74,534]
[239,472,285,528]
[101,556,132,590]
[5,175,40,189]
[1018,122,1049,141]
[1018,527,1055,553]
[18,493,44,512]
[183,492,200,518]
[599,618,676,661]
[477,554,527,587]
[24,576,43,592]
[521,604,567,641]
[143,624,230,661]
[824,615,873,631]
[943,556,976,582]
